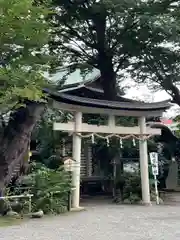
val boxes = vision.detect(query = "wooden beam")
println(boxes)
[53,122,161,135]
[52,101,166,117]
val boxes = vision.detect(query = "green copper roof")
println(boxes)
[50,68,100,86]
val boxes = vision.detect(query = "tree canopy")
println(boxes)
[0,0,51,112]
[49,0,180,102]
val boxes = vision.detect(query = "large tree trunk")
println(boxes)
[0,102,45,195]
[101,68,116,100]
[98,53,117,100]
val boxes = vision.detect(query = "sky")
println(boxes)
[126,85,168,102]
[125,85,179,118]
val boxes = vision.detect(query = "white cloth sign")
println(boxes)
[149,152,159,176]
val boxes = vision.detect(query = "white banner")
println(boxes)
[149,152,159,176]
[149,152,160,204]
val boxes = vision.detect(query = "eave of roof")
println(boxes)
[46,67,171,112]
[57,75,164,105]
[45,89,171,111]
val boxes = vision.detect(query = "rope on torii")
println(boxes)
[73,132,154,148]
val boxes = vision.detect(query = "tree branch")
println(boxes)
[110,19,139,51]
[114,54,129,73]
[144,54,180,105]
[65,23,98,50]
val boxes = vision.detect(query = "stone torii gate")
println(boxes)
[45,73,171,209]
[53,111,162,208]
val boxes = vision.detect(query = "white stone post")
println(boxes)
[138,116,151,205]
[108,115,116,197]
[72,111,82,209]
[108,115,115,127]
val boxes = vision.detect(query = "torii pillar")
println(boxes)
[72,111,82,209]
[139,116,151,205]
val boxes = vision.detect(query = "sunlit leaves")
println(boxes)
[0,0,51,112]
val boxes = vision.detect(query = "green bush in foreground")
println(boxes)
[31,163,72,213]
[5,163,72,215]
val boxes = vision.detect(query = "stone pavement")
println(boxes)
[1,203,180,240]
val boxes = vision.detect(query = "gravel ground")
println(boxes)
[1,203,180,240]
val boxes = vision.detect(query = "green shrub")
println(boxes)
[115,169,155,204]
[29,163,72,213]
[122,171,142,203]
[7,163,72,214]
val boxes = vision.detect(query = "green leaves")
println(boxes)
[10,162,71,214]
[28,163,71,213]
[48,0,180,102]
[0,0,51,112]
